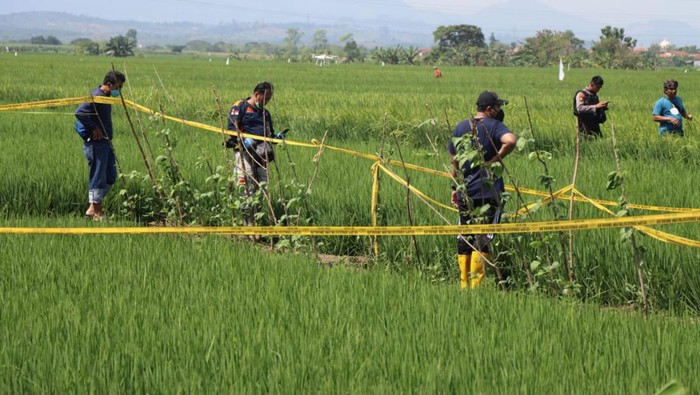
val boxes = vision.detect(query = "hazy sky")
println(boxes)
[3,0,699,44]
[4,0,698,25]
[407,0,699,27]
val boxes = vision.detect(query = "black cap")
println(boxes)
[476,91,508,107]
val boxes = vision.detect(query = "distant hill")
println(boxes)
[0,10,695,50]
[0,11,436,48]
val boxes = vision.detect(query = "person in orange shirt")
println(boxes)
[433,66,442,78]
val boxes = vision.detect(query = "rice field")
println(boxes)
[1,53,699,393]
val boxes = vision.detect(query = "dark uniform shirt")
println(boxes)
[573,88,606,136]
[227,97,274,138]
[447,117,511,200]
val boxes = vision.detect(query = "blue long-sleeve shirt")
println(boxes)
[74,87,113,141]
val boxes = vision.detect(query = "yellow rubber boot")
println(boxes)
[470,252,488,289]
[458,254,470,289]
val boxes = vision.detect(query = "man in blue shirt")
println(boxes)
[74,70,126,220]
[653,79,693,136]
[447,91,517,289]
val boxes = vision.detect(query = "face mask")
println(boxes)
[495,108,505,122]
[110,89,121,98]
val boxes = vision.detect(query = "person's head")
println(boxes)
[103,70,126,97]
[253,81,274,108]
[588,75,604,93]
[664,79,679,99]
[433,66,438,70]
[476,90,508,119]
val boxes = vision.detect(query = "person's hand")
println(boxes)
[274,128,290,139]
[451,190,459,208]
[91,128,105,141]
[670,117,680,127]
[687,114,693,121]
[596,101,609,109]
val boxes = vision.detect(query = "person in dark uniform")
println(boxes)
[573,75,609,138]
[448,91,517,289]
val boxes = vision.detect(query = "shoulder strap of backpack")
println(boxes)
[234,99,248,132]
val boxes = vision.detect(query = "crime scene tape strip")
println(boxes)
[0,96,99,111]
[573,187,700,248]
[377,163,457,212]
[517,184,573,216]
[508,184,700,213]
[2,210,700,236]
[1,97,698,215]
[355,170,700,249]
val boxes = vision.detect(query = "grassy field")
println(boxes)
[1,229,699,393]
[1,53,700,392]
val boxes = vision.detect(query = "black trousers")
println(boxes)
[457,195,500,254]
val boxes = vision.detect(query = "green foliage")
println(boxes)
[2,55,700,316]
[431,24,486,66]
[515,29,585,67]
[654,380,688,395]
[283,28,303,60]
[3,55,700,390]
[433,24,486,49]
[1,231,699,393]
[30,35,62,45]
[74,40,100,56]
[371,45,421,65]
[105,34,136,57]
[591,26,640,69]
[312,29,329,53]
[342,38,362,63]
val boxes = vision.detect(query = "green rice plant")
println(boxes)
[1,227,699,393]
[2,54,700,314]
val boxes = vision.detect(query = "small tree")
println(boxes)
[515,30,584,67]
[340,34,362,62]
[74,40,100,55]
[431,24,486,66]
[45,35,62,45]
[105,34,136,57]
[400,46,420,65]
[284,28,303,60]
[312,29,329,53]
[591,26,640,69]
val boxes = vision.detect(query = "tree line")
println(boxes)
[19,24,700,70]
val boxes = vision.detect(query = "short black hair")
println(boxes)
[254,81,273,95]
[590,75,604,86]
[664,79,678,90]
[104,70,126,85]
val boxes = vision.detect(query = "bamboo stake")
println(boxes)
[568,122,581,282]
[610,122,649,316]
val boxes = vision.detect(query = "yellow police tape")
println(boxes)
[1,96,695,213]
[572,187,700,248]
[376,162,457,212]
[2,96,700,244]
[371,167,700,248]
[2,210,700,236]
